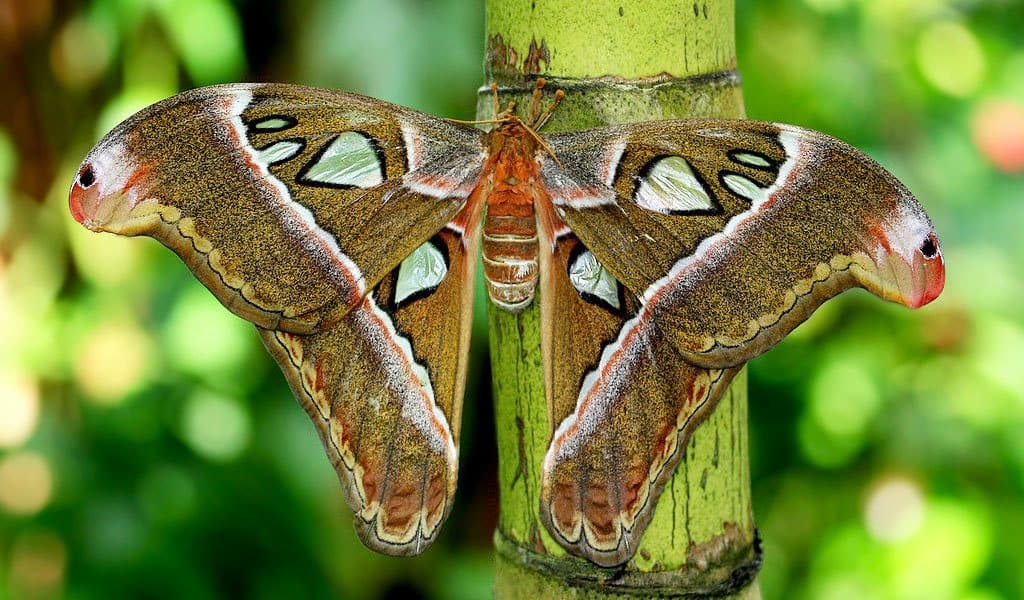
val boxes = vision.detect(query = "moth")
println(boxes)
[69,80,945,567]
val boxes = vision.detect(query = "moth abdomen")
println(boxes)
[482,208,540,312]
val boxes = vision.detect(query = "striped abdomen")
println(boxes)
[478,122,544,312]
[482,198,539,312]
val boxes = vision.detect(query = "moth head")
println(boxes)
[69,132,161,236]
[859,189,945,309]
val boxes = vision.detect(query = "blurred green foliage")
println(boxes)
[0,0,1021,598]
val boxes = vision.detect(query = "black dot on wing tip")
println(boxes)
[921,235,938,258]
[79,165,95,188]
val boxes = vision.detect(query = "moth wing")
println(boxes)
[70,83,485,334]
[541,120,944,369]
[70,84,487,554]
[536,119,943,564]
[536,224,740,566]
[261,223,479,555]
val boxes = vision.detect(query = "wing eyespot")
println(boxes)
[298,131,386,189]
[920,233,938,259]
[256,138,306,166]
[727,149,777,171]
[567,244,623,313]
[633,155,721,215]
[247,115,298,133]
[78,165,95,188]
[391,236,450,308]
[719,171,767,203]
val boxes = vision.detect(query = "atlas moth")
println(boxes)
[70,79,944,566]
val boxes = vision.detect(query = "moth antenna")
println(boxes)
[491,82,500,118]
[529,78,547,124]
[521,80,565,169]
[523,124,564,170]
[450,83,518,126]
[447,117,503,126]
[461,78,563,167]
[533,89,565,131]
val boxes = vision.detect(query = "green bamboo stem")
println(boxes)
[481,1,759,597]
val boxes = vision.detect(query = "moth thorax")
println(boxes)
[482,213,539,312]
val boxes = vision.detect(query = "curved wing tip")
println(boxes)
[567,534,637,568]
[354,521,439,557]
[540,504,641,568]
[582,547,633,568]
[911,238,945,308]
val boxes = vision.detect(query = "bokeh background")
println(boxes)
[1,0,1022,598]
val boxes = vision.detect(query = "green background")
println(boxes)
[1,0,1022,598]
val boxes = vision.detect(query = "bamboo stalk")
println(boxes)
[481,1,760,597]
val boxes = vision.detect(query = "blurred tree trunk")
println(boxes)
[0,5,59,203]
[481,1,761,597]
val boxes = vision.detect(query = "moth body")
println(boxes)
[479,118,548,311]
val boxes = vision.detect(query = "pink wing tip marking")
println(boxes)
[69,188,86,224]
[911,232,945,308]
[68,158,152,232]
[867,217,945,309]
[69,164,94,226]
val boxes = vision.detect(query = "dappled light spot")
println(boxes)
[150,0,245,84]
[864,476,925,543]
[797,360,882,467]
[181,391,251,462]
[164,285,257,378]
[73,321,152,404]
[796,412,861,468]
[809,362,881,438]
[971,99,1024,173]
[803,496,994,598]
[9,530,67,598]
[51,16,111,90]
[67,222,147,287]
[0,373,39,448]
[0,451,53,515]
[916,21,985,97]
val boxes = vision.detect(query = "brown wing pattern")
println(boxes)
[543,120,944,368]
[71,84,484,333]
[537,225,741,566]
[70,84,487,556]
[260,223,479,555]
[538,119,943,565]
